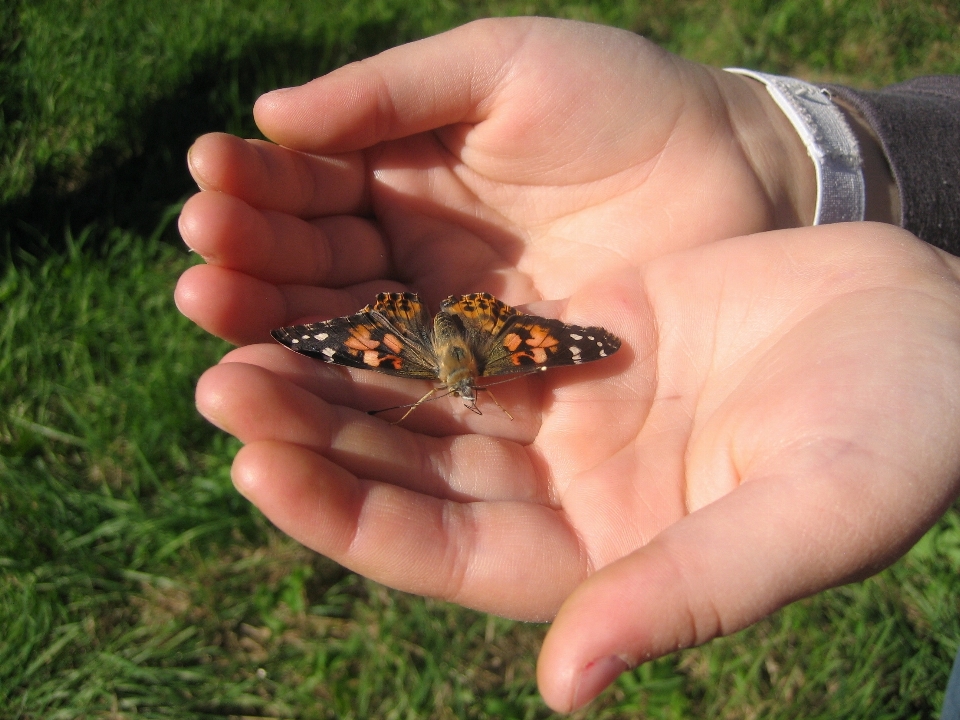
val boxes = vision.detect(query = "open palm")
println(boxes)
[191,220,960,614]
[190,222,960,711]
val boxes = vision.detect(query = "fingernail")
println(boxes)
[186,145,211,191]
[572,655,629,709]
[176,215,196,254]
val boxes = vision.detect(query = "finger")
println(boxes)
[537,448,958,712]
[209,342,544,442]
[253,19,524,152]
[197,359,545,500]
[174,264,398,344]
[179,190,391,286]
[187,132,367,216]
[232,439,585,619]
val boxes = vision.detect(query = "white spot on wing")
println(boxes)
[291,338,300,344]
[321,347,336,357]
[569,333,582,340]
[314,333,328,341]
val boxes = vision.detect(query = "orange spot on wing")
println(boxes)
[503,333,522,351]
[525,326,559,348]
[346,326,380,351]
[382,333,403,353]
[363,350,402,369]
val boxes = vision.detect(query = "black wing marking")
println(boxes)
[482,316,621,377]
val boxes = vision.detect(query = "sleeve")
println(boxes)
[825,76,960,255]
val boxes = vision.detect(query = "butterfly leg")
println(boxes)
[393,387,441,424]
[479,387,514,421]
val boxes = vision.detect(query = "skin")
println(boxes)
[175,17,960,712]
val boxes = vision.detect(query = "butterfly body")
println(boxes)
[431,310,483,409]
[271,292,620,415]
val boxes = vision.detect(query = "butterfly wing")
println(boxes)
[440,292,621,377]
[440,293,519,336]
[438,292,519,361]
[271,292,439,379]
[483,316,621,376]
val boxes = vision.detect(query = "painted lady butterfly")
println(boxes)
[271,292,620,419]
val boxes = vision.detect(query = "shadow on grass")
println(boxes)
[1,18,411,260]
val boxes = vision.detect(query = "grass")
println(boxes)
[1,0,959,718]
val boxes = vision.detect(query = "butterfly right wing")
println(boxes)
[271,292,439,379]
[441,291,620,377]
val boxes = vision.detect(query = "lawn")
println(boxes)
[2,1,959,718]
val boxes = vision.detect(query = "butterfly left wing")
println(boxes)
[271,292,439,379]
[441,292,621,377]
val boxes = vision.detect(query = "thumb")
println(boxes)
[253,18,522,153]
[536,453,952,712]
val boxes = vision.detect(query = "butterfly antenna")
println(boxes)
[478,367,548,390]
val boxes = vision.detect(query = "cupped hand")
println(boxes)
[176,17,815,347]
[177,16,960,713]
[194,221,960,711]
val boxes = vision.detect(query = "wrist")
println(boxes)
[718,70,818,229]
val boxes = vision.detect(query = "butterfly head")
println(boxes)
[445,375,482,415]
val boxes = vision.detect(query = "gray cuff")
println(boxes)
[726,68,866,225]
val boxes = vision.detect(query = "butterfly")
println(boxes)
[271,292,621,420]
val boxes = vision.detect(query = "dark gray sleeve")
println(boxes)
[825,76,960,255]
